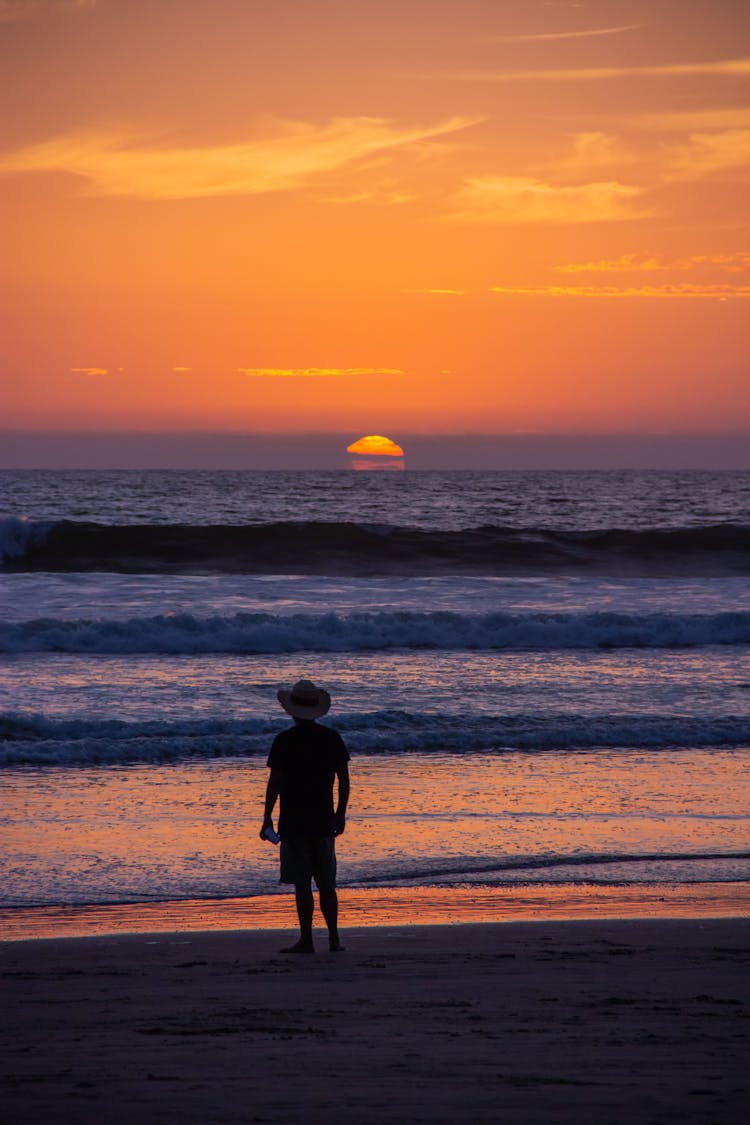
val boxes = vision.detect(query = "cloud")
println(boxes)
[550,123,749,191]
[0,0,94,21]
[0,116,478,200]
[556,131,636,171]
[237,367,405,378]
[446,176,648,224]
[548,121,749,188]
[490,283,750,298]
[70,366,108,375]
[432,57,750,83]
[662,129,750,180]
[319,181,416,205]
[402,288,465,295]
[555,252,750,273]
[489,24,640,43]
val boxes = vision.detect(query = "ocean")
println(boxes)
[1,469,749,920]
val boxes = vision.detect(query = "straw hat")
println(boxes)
[277,679,331,719]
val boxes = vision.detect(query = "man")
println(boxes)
[260,679,350,953]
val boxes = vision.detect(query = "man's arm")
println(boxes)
[260,767,282,839]
[334,762,350,836]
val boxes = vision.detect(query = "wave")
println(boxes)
[5,851,749,909]
[2,518,749,576]
[0,517,55,562]
[2,710,748,765]
[4,851,749,910]
[1,609,748,654]
[347,850,750,888]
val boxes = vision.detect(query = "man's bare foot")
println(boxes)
[329,937,345,952]
[280,940,314,954]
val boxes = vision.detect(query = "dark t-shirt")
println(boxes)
[267,721,350,837]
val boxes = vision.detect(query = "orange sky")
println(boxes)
[0,0,748,435]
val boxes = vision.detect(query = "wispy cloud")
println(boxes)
[70,366,108,375]
[319,179,416,205]
[402,288,465,295]
[662,128,750,180]
[0,116,478,200]
[0,0,94,22]
[446,176,649,224]
[489,24,640,43]
[548,123,750,190]
[556,131,636,171]
[490,283,750,298]
[237,367,405,378]
[555,252,750,273]
[431,57,750,83]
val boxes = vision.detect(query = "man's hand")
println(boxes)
[261,769,282,840]
[333,811,346,836]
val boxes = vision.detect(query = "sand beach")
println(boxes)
[2,912,749,1125]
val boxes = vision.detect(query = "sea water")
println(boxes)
[1,469,748,914]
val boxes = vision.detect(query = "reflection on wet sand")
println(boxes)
[2,883,748,941]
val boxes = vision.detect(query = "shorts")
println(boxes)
[280,835,337,890]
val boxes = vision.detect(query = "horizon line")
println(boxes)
[2,428,749,437]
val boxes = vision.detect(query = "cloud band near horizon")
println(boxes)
[490,283,750,298]
[238,367,406,378]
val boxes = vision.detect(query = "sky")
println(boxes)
[0,0,748,459]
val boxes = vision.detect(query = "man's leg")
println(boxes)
[279,838,315,953]
[281,879,315,953]
[318,886,344,952]
[313,837,344,952]
[284,881,315,952]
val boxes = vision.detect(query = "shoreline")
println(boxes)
[2,917,748,1123]
[2,881,748,942]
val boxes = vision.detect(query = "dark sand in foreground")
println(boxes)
[2,918,749,1124]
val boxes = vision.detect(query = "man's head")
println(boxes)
[277,679,331,721]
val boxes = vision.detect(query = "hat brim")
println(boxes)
[277,688,331,719]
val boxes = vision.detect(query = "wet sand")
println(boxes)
[2,917,749,1124]
[2,881,749,942]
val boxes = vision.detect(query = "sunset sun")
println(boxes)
[347,434,406,470]
[346,435,405,458]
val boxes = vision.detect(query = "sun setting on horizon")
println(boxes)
[347,434,405,470]
[0,0,748,443]
[347,436,405,458]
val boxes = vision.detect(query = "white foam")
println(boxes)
[1,609,748,655]
[2,710,748,765]
[0,518,52,562]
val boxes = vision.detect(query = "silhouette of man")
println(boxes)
[261,679,350,953]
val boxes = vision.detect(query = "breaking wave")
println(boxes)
[0,517,55,563]
[1,609,748,654]
[1,710,748,765]
[2,518,749,576]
